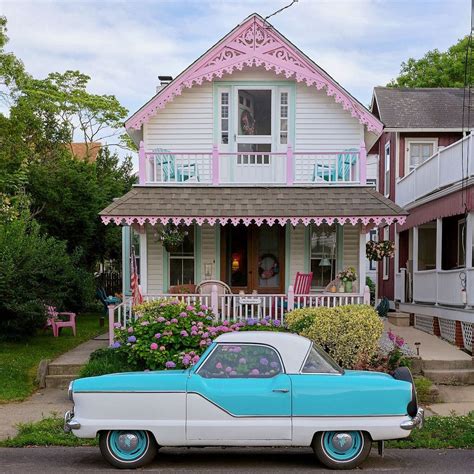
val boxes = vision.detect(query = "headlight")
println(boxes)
[68,381,74,402]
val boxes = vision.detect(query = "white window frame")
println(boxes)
[369,229,377,271]
[458,218,466,268]
[405,138,438,173]
[219,90,230,146]
[382,226,389,280]
[168,226,196,287]
[384,142,390,198]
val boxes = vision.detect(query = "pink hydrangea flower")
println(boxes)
[215,362,223,369]
[165,321,171,326]
[154,333,161,339]
[192,355,200,364]
[160,346,166,351]
[127,327,134,333]
[171,318,178,324]
[191,331,198,336]
[250,368,260,375]
[181,330,189,337]
[197,311,205,317]
[150,343,158,350]
[199,340,207,346]
[186,305,195,311]
[157,316,165,322]
[113,322,121,328]
[201,305,208,310]
[165,361,176,368]
[140,321,149,326]
[179,312,188,318]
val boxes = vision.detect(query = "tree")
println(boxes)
[389,36,473,88]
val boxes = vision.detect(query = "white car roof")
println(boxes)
[214,331,312,374]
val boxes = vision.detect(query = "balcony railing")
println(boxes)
[396,134,474,208]
[138,143,365,186]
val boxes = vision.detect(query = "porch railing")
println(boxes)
[108,285,370,345]
[413,269,468,306]
[139,144,363,186]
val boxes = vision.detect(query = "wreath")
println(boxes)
[240,109,255,135]
[258,253,280,280]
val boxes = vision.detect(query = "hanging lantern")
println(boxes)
[231,253,240,272]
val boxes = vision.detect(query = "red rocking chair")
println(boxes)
[46,305,77,337]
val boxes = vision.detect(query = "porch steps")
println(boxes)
[421,360,474,385]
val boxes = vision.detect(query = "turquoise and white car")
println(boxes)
[65,332,423,470]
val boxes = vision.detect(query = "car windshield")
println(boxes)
[301,344,343,374]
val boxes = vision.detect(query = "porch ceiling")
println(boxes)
[100,186,407,227]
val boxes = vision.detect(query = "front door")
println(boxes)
[221,224,285,293]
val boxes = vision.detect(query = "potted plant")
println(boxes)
[338,266,357,293]
[158,224,188,253]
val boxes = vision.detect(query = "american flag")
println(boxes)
[131,246,143,306]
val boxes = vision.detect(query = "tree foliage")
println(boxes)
[389,36,472,88]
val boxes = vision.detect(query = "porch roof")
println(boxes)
[100,186,407,227]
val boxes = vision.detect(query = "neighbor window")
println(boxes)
[310,224,337,289]
[383,226,390,279]
[384,142,390,197]
[407,139,437,172]
[369,229,377,271]
[198,344,283,378]
[169,226,195,286]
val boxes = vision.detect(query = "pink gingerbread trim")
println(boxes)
[125,15,383,134]
[100,215,406,227]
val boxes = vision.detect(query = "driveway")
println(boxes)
[0,446,473,472]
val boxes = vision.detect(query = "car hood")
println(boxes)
[72,370,188,393]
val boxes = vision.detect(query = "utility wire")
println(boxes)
[264,0,298,26]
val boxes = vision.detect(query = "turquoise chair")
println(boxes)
[154,147,199,182]
[313,148,358,182]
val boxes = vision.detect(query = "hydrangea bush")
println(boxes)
[111,299,284,371]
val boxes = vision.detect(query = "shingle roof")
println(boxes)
[373,87,474,129]
[100,186,406,219]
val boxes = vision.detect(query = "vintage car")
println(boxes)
[65,332,423,469]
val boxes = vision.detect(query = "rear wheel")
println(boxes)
[99,430,157,469]
[313,431,371,470]
[393,366,418,417]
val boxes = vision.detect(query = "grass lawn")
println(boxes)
[0,312,106,403]
[1,412,473,449]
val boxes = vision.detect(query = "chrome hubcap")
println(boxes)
[331,433,353,452]
[117,433,139,452]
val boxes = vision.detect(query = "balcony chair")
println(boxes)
[46,305,77,337]
[154,147,199,182]
[313,149,358,183]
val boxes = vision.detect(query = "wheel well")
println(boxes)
[96,429,160,446]
[311,430,373,447]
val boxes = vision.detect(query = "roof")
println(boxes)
[215,331,311,374]
[69,142,101,161]
[372,87,474,129]
[125,13,382,134]
[100,186,407,226]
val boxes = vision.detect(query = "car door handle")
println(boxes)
[272,388,289,393]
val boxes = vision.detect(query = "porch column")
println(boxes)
[138,141,146,185]
[139,226,148,295]
[359,225,367,294]
[122,226,131,297]
[394,227,400,274]
[465,212,473,306]
[413,226,418,302]
[359,140,367,185]
[436,218,442,305]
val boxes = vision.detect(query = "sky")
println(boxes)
[0,0,471,143]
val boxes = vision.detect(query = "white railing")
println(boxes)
[139,147,363,186]
[107,285,371,344]
[395,269,406,303]
[413,269,467,306]
[396,135,474,208]
[413,270,437,303]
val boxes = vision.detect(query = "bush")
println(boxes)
[79,348,136,378]
[110,299,284,372]
[0,215,94,340]
[286,305,383,368]
[366,276,375,306]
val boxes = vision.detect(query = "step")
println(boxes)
[48,363,84,376]
[423,369,474,385]
[388,312,410,327]
[421,359,473,371]
[44,374,77,389]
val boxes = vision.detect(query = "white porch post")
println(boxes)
[413,226,419,302]
[465,212,473,306]
[359,225,367,294]
[139,226,148,296]
[435,218,442,305]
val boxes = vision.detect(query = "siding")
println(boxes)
[200,224,217,280]
[343,224,359,287]
[147,224,164,294]
[295,83,362,151]
[290,224,306,285]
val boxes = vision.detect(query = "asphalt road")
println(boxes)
[0,447,473,473]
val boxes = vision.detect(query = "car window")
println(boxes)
[301,344,342,374]
[198,344,283,378]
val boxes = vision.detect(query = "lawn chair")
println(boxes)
[154,147,199,182]
[46,305,77,337]
[196,279,232,314]
[313,149,358,183]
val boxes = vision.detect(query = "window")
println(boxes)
[237,89,272,136]
[367,178,377,188]
[131,229,141,282]
[369,229,377,271]
[280,91,288,144]
[417,221,436,271]
[301,344,342,374]
[407,139,437,172]
[169,226,195,286]
[198,344,283,378]
[310,224,337,288]
[383,226,390,279]
[384,142,390,197]
[220,91,229,144]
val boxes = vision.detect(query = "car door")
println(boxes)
[186,343,292,441]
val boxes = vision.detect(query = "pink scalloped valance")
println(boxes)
[101,215,406,227]
[125,15,383,134]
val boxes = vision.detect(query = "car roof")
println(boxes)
[214,331,312,374]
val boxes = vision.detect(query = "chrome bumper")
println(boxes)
[64,410,81,433]
[400,408,424,430]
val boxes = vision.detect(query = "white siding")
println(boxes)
[147,224,164,294]
[295,82,362,151]
[218,67,288,82]
[201,224,217,280]
[290,225,306,286]
[343,224,360,291]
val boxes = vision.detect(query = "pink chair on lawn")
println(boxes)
[46,305,77,337]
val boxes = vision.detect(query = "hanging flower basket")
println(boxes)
[157,224,188,253]
[366,240,395,261]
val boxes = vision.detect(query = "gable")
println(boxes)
[126,14,382,134]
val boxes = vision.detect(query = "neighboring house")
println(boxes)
[100,14,406,321]
[366,153,379,286]
[70,142,101,161]
[371,87,473,351]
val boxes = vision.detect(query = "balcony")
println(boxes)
[138,145,365,186]
[396,134,474,208]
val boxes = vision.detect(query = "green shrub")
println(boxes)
[414,376,435,404]
[79,347,136,378]
[110,299,284,371]
[286,304,383,368]
[366,276,376,305]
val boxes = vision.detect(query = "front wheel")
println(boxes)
[313,431,371,470]
[99,430,157,469]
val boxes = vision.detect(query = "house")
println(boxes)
[100,14,406,324]
[69,142,101,161]
[371,87,473,352]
